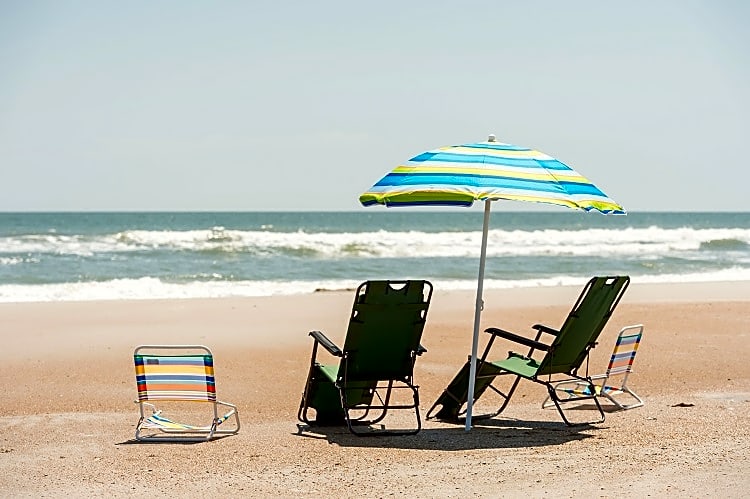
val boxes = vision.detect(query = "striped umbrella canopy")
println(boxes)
[360,135,624,213]
[359,135,625,431]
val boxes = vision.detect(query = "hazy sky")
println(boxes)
[1,1,748,212]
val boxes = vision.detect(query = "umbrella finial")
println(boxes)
[487,134,496,142]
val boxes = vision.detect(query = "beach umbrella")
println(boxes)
[359,134,625,431]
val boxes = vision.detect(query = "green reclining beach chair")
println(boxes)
[426,276,630,426]
[298,280,433,436]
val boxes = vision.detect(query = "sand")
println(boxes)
[1,281,749,497]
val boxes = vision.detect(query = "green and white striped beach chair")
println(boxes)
[133,345,240,441]
[543,324,644,411]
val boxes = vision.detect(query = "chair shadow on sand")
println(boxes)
[293,418,598,451]
[560,402,627,413]
[115,434,235,445]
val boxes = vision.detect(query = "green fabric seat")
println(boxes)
[298,280,433,436]
[427,276,630,426]
[492,355,541,379]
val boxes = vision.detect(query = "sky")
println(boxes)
[1,1,748,212]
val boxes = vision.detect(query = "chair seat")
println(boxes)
[317,363,338,383]
[142,409,237,431]
[560,384,625,397]
[490,356,540,379]
[142,412,213,431]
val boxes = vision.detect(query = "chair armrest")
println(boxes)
[484,327,551,352]
[532,324,560,336]
[416,344,427,356]
[309,330,343,357]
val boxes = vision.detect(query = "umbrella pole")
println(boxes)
[466,199,491,431]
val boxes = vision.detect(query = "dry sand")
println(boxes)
[1,281,749,497]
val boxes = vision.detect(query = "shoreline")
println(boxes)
[1,278,749,307]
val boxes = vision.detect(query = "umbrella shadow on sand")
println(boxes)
[294,418,598,451]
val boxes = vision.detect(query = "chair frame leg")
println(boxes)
[298,341,321,426]
[463,371,521,421]
[542,374,644,412]
[298,347,424,435]
[543,376,606,426]
[135,401,240,442]
[603,386,644,410]
[342,378,422,436]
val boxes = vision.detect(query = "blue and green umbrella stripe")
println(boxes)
[408,153,566,169]
[359,140,625,215]
[368,173,608,195]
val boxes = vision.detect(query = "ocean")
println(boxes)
[0,211,748,303]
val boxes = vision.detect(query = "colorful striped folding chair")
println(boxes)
[133,345,240,441]
[543,324,644,411]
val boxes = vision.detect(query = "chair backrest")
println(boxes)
[606,324,643,376]
[134,345,217,402]
[537,276,630,375]
[340,280,432,381]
